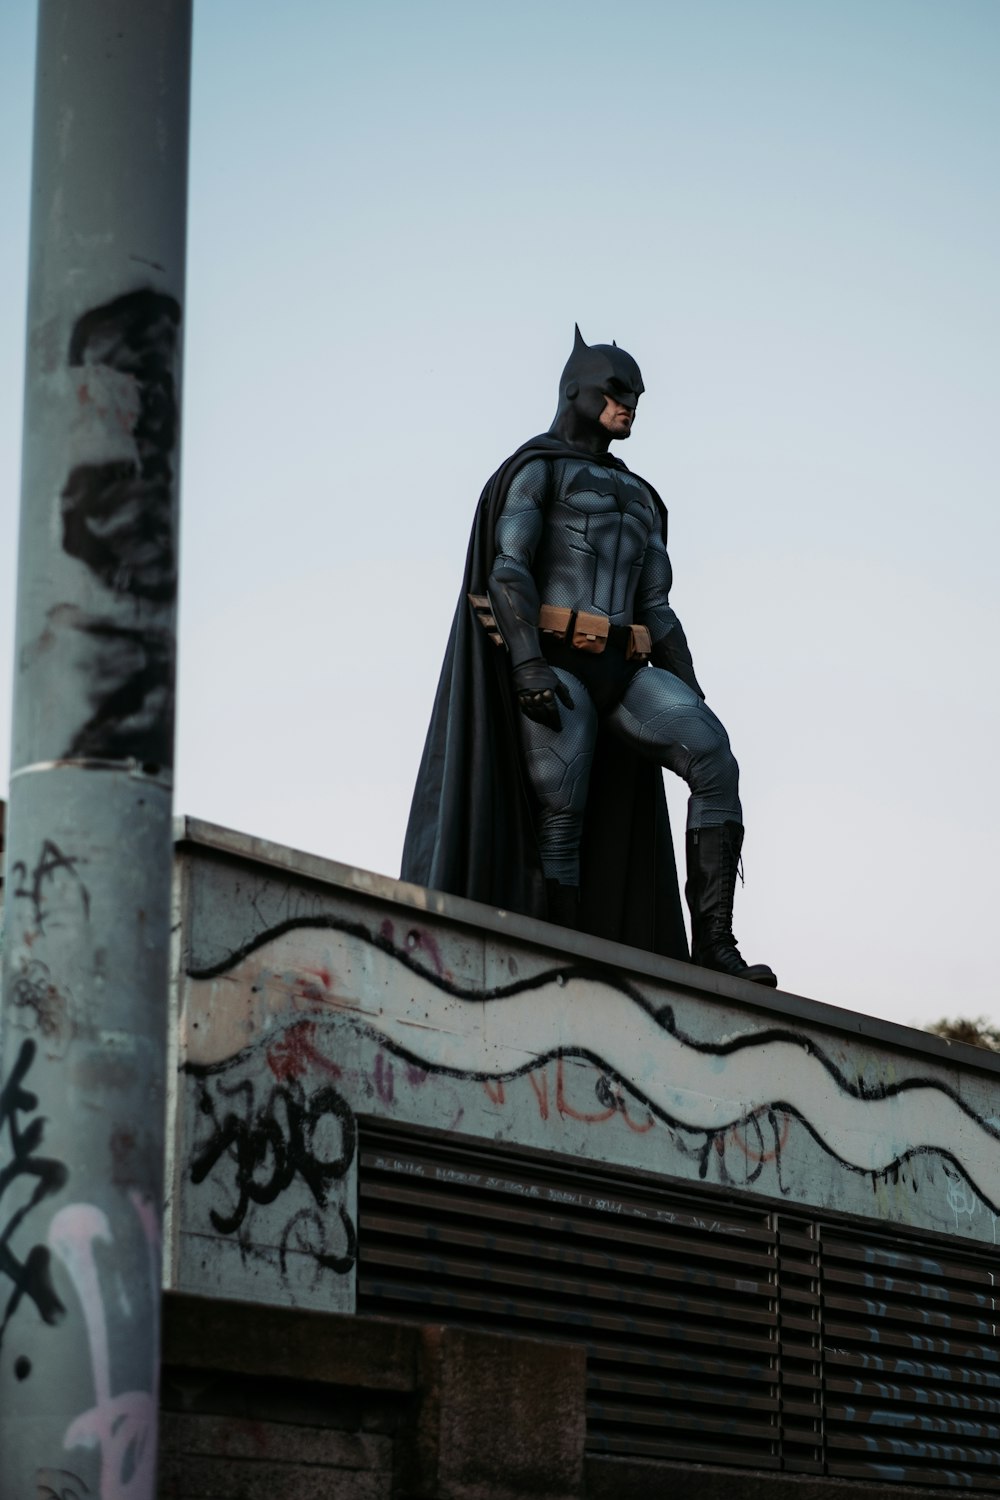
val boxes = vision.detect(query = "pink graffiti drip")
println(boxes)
[382,916,452,981]
[48,1194,161,1500]
[409,928,452,980]
[374,1050,395,1104]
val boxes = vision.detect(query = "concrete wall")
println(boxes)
[166,818,1000,1315]
[160,1293,586,1500]
[158,1292,974,1500]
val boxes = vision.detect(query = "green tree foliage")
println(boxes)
[925,1016,1000,1052]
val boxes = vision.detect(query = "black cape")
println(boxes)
[401,435,688,960]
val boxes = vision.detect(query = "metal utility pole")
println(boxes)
[0,5,191,1497]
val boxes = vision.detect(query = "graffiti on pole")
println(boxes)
[0,1039,69,1359]
[11,840,90,934]
[35,1470,91,1500]
[60,287,181,771]
[48,1196,160,1500]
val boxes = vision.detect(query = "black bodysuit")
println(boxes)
[487,454,741,886]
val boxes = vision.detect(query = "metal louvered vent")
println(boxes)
[356,1124,781,1470]
[822,1229,1000,1489]
[355,1121,1000,1488]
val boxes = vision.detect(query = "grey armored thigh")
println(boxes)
[608,667,742,829]
[517,666,598,886]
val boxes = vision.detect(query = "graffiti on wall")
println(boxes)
[181,915,1000,1252]
[188,1063,358,1278]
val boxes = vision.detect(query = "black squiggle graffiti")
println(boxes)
[9,959,68,1040]
[185,912,1000,1218]
[279,1204,358,1278]
[0,1040,68,1351]
[184,912,1000,1123]
[769,1108,790,1196]
[12,840,90,931]
[60,287,180,768]
[189,1074,357,1273]
[692,1110,771,1189]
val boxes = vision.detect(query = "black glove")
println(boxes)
[512,658,574,731]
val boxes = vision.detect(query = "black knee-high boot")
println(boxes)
[685,823,777,987]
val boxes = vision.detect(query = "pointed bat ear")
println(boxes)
[612,339,618,348]
[573,322,587,351]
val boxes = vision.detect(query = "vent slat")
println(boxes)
[587,1343,775,1383]
[589,1372,779,1412]
[826,1406,1000,1442]
[589,1431,781,1466]
[586,1398,770,1441]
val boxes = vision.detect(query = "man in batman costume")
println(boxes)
[402,328,776,986]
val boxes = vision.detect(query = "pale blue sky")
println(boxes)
[1,1,997,1026]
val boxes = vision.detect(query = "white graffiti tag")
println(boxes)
[48,1194,160,1500]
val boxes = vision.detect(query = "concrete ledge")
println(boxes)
[159,1414,392,1500]
[163,1291,420,1391]
[162,1294,587,1500]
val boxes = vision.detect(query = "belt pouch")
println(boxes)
[627,623,652,661]
[572,610,610,654]
[538,604,574,639]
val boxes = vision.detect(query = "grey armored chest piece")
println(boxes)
[538,458,657,620]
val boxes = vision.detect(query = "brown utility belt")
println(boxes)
[469,595,651,662]
[538,604,651,662]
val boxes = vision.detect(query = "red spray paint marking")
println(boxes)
[619,1099,656,1134]
[528,1068,549,1121]
[405,1062,428,1087]
[266,1020,342,1083]
[304,965,332,989]
[374,1051,395,1105]
[294,965,334,1006]
[482,1078,505,1105]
